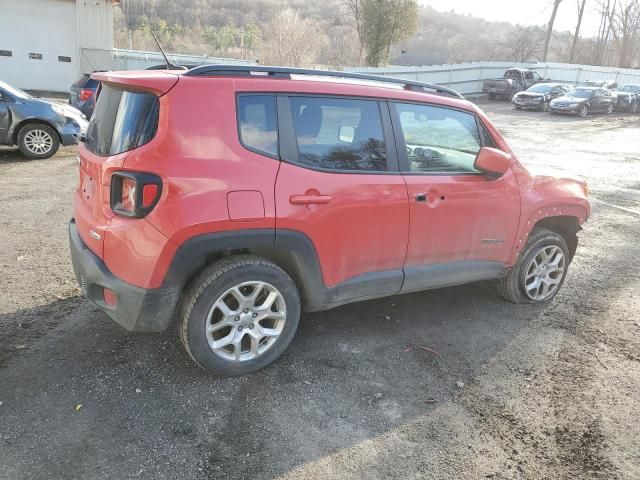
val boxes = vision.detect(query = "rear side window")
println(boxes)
[85,84,159,156]
[237,95,278,157]
[289,97,387,171]
[85,78,99,89]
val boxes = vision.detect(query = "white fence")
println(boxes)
[80,48,256,74]
[348,61,640,95]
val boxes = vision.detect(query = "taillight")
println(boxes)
[79,88,93,101]
[110,172,162,218]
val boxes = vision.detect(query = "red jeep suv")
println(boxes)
[69,66,590,375]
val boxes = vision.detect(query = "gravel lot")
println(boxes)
[1,102,639,480]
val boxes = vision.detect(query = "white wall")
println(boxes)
[0,0,80,92]
[348,61,640,95]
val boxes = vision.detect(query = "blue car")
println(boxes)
[69,74,100,119]
[0,79,87,159]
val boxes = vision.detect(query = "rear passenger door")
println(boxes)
[390,101,521,292]
[274,95,409,299]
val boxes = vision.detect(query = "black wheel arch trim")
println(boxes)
[163,228,329,312]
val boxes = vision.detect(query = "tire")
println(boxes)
[179,255,301,375]
[17,123,59,159]
[631,102,638,114]
[607,103,614,115]
[541,101,549,112]
[488,92,496,101]
[578,104,589,117]
[498,227,570,304]
[514,106,522,110]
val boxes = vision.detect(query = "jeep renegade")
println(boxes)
[69,66,590,375]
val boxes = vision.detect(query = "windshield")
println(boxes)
[0,80,32,100]
[621,85,640,93]
[85,84,159,156]
[566,89,593,99]
[527,84,553,93]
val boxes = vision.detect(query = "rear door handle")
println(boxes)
[289,194,332,205]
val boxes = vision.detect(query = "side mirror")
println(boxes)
[474,147,512,178]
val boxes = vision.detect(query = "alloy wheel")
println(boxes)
[23,129,54,155]
[523,245,566,301]
[205,281,287,362]
[578,105,588,117]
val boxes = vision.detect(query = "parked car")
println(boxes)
[69,66,590,375]
[549,86,615,117]
[0,79,87,159]
[482,68,549,100]
[580,79,618,90]
[612,84,640,113]
[69,74,101,119]
[512,83,573,111]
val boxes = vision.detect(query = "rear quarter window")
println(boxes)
[85,84,159,156]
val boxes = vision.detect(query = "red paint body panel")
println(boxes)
[403,170,521,267]
[73,69,590,295]
[227,191,265,222]
[275,162,409,287]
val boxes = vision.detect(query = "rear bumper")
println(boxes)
[69,219,180,332]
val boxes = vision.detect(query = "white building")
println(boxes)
[0,0,115,92]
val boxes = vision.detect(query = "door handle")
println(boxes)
[289,194,332,205]
[415,193,427,202]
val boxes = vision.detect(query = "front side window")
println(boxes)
[237,95,278,157]
[289,97,387,171]
[85,84,159,156]
[393,102,482,173]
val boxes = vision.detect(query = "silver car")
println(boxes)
[0,80,88,159]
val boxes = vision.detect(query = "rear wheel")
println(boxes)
[180,255,301,375]
[498,227,570,304]
[18,124,59,159]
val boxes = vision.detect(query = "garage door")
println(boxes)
[0,0,79,92]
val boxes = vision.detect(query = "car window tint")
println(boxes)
[85,78,99,89]
[72,75,89,88]
[289,97,387,171]
[394,102,482,173]
[85,84,159,156]
[237,95,278,157]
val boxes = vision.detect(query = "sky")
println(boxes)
[420,0,602,36]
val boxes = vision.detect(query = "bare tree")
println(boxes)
[259,9,327,66]
[569,0,588,62]
[593,0,616,64]
[342,0,365,65]
[543,0,564,61]
[608,0,640,66]
[504,25,546,62]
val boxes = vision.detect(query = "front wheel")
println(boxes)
[18,124,60,159]
[498,227,570,304]
[180,255,301,375]
[631,102,638,114]
[488,92,496,100]
[578,105,589,117]
[607,103,614,115]
[541,101,549,112]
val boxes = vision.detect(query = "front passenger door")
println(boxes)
[390,102,521,291]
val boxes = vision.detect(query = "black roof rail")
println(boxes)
[184,65,465,99]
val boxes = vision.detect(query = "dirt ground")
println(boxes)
[1,102,639,480]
